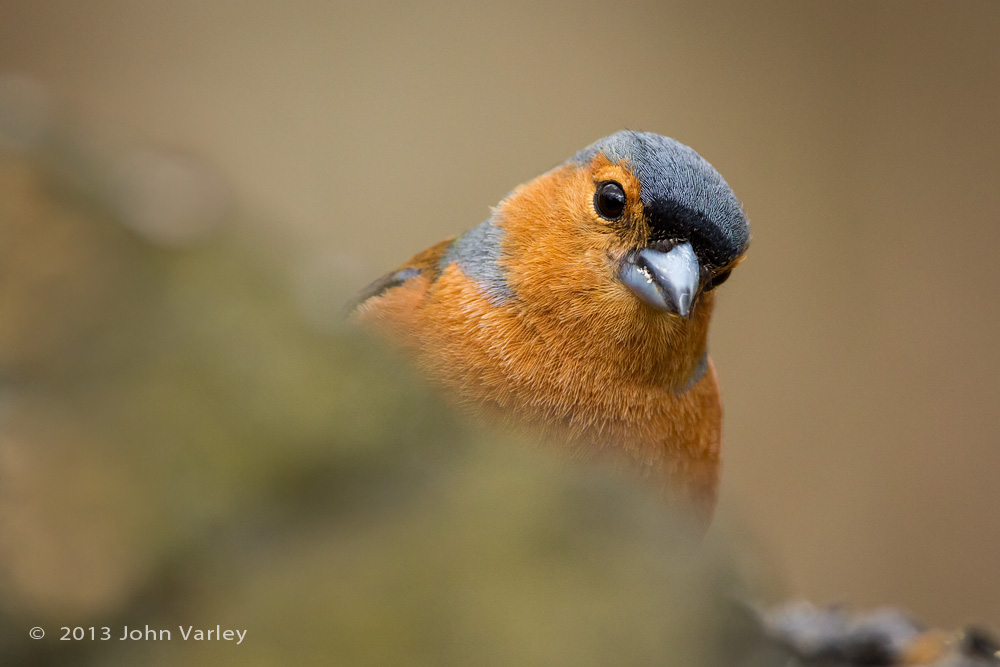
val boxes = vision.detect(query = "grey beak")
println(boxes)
[619,242,700,317]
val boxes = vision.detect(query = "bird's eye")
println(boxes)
[594,181,626,221]
[705,268,732,292]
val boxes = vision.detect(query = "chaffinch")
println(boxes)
[354,130,749,521]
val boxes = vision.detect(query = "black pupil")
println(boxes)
[595,182,626,220]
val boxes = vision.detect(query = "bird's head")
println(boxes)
[496,130,749,329]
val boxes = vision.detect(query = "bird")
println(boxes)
[353,130,749,522]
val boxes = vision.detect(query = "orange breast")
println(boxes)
[355,167,725,522]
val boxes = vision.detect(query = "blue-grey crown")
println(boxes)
[572,131,749,267]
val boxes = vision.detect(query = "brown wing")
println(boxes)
[351,238,454,311]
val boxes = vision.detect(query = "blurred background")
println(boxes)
[1,0,998,658]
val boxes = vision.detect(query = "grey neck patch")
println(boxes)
[674,351,709,394]
[438,215,513,305]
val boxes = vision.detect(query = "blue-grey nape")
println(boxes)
[571,131,749,268]
[438,216,513,305]
[353,214,513,311]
